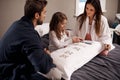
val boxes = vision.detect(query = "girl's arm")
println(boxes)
[49,31,72,49]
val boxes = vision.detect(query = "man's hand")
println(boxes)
[46,68,63,80]
[44,48,51,54]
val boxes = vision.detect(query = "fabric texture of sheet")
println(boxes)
[51,41,103,80]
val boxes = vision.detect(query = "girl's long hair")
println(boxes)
[50,12,67,39]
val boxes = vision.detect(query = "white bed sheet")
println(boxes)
[51,41,103,80]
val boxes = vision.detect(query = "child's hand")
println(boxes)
[65,30,69,37]
[72,37,83,43]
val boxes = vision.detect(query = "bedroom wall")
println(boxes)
[46,0,76,30]
[47,0,119,29]
[0,0,25,38]
[118,0,120,13]
[104,0,119,26]
[0,0,119,38]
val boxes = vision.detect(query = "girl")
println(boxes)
[49,12,81,52]
[73,0,114,56]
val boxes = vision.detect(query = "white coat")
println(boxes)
[73,15,114,50]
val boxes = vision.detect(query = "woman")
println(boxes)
[73,0,114,56]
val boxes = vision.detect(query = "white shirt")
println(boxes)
[49,31,72,52]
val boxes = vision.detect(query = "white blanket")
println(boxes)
[51,41,103,80]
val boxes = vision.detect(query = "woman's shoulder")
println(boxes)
[99,15,109,24]
[101,15,108,21]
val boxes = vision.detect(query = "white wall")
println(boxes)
[0,0,119,38]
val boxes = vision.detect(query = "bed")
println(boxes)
[71,43,120,80]
[35,23,120,80]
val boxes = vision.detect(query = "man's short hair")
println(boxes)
[24,0,47,19]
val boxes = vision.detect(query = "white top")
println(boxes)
[49,31,72,52]
[73,15,114,50]
[115,24,120,35]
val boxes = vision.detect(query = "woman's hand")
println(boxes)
[100,44,111,56]
[65,30,69,37]
[104,44,111,50]
[100,50,109,56]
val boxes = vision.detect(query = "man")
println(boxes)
[0,0,62,80]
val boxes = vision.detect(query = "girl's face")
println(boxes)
[58,19,67,32]
[86,3,95,18]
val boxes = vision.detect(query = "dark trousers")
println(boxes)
[31,73,49,80]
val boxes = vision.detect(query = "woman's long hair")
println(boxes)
[77,0,103,36]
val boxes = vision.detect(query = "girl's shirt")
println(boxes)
[49,31,72,52]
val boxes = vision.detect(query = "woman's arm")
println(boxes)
[98,16,112,45]
[99,16,114,55]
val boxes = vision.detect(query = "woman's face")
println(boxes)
[86,3,95,18]
[58,19,67,32]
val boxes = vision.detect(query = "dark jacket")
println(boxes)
[0,16,55,80]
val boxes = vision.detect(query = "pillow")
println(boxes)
[115,24,120,36]
[35,23,49,36]
[50,41,103,80]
